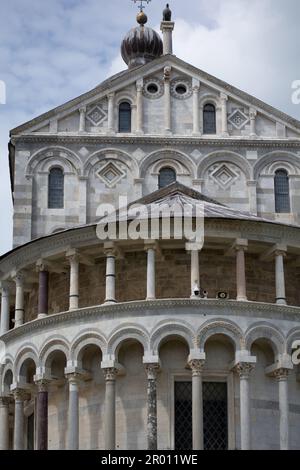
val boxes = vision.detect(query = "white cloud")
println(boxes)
[1,0,300,255]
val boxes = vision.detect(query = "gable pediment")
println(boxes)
[10,54,300,139]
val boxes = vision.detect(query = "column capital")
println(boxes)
[36,259,49,273]
[188,359,205,377]
[11,387,30,402]
[233,362,255,379]
[65,372,83,386]
[66,248,80,263]
[103,367,118,382]
[0,396,11,407]
[34,379,50,393]
[145,363,160,380]
[107,91,115,99]
[234,238,248,252]
[79,106,86,114]
[144,240,158,252]
[12,272,25,286]
[103,241,117,257]
[249,107,257,119]
[220,92,228,102]
[272,368,290,381]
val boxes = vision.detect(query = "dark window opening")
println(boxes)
[158,167,176,189]
[203,103,216,134]
[119,102,131,133]
[274,169,290,213]
[48,167,64,209]
[203,382,228,450]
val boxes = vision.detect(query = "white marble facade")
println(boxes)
[1,8,300,451]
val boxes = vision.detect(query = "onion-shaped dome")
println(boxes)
[121,12,163,68]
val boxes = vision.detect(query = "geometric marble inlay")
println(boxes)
[211,164,238,189]
[86,104,107,126]
[96,161,126,188]
[228,109,249,130]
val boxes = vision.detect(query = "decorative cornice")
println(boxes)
[1,298,300,345]
[12,134,300,148]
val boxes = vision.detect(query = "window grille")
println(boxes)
[203,103,216,134]
[48,167,64,209]
[274,169,290,213]
[119,102,132,133]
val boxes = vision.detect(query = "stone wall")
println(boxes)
[21,250,300,323]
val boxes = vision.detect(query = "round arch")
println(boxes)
[14,345,39,378]
[26,146,83,177]
[253,151,300,180]
[150,320,195,356]
[70,330,106,365]
[197,319,243,352]
[140,149,196,179]
[39,336,70,369]
[83,148,139,179]
[107,324,149,359]
[245,323,285,357]
[198,151,252,180]
[286,327,300,354]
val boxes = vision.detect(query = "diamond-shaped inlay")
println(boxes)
[86,104,107,126]
[211,164,238,189]
[96,161,126,188]
[228,109,249,130]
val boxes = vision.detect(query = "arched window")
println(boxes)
[203,103,216,134]
[48,167,64,209]
[119,102,131,133]
[158,167,176,189]
[274,169,290,213]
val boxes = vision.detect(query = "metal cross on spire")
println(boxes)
[132,0,151,12]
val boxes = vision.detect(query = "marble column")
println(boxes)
[274,368,289,450]
[67,374,81,450]
[136,80,144,135]
[192,80,201,136]
[13,389,27,450]
[189,359,205,450]
[146,245,156,300]
[79,107,86,133]
[67,252,80,311]
[145,363,159,450]
[235,240,248,302]
[0,282,11,335]
[189,249,200,298]
[107,92,115,134]
[103,368,117,450]
[104,246,116,304]
[249,108,257,137]
[275,249,287,305]
[0,397,10,450]
[14,273,24,328]
[37,266,49,319]
[234,363,254,450]
[160,21,175,55]
[164,67,172,134]
[220,93,229,136]
[36,380,49,450]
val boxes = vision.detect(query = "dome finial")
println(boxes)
[132,0,151,25]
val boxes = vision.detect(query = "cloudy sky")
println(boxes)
[1,0,300,255]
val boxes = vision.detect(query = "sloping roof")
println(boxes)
[98,182,288,225]
[10,54,300,135]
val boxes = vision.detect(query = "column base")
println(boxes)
[38,314,48,319]
[276,298,287,306]
[237,297,248,302]
[192,132,202,137]
[146,297,156,301]
[104,300,117,305]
